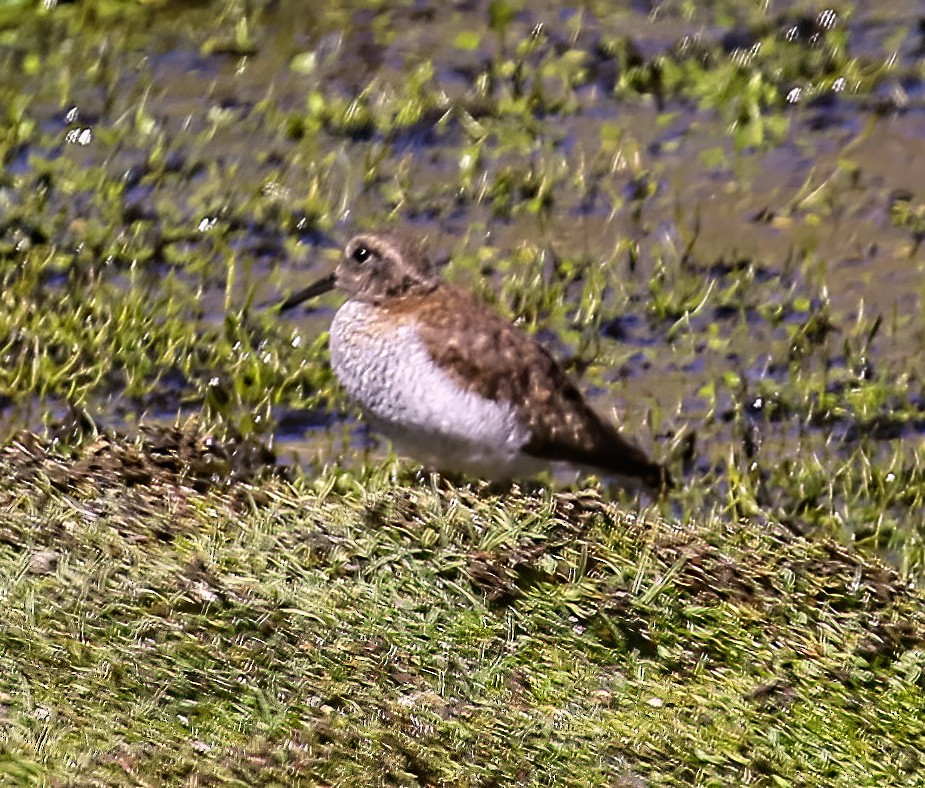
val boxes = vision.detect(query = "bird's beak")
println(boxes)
[278,273,337,312]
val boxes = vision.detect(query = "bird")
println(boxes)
[279,231,671,491]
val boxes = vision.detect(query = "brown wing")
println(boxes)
[384,284,669,489]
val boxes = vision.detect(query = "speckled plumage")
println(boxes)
[281,231,669,488]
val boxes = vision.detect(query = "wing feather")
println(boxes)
[384,285,669,488]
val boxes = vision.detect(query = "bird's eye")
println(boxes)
[352,246,371,264]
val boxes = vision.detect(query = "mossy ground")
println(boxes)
[1,430,924,785]
[1,0,924,784]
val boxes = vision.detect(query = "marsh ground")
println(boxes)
[1,0,924,784]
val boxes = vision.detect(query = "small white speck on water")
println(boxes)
[65,128,93,145]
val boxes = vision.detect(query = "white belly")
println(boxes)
[328,300,545,480]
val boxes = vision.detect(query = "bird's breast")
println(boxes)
[327,299,538,477]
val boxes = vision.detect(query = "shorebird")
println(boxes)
[280,231,670,491]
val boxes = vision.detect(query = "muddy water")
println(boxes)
[1,1,924,559]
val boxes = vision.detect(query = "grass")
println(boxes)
[1,429,924,785]
[0,0,924,783]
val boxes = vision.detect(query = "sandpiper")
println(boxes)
[280,231,670,490]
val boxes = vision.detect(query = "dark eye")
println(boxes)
[352,245,371,264]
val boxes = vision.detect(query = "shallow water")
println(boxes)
[1,0,924,566]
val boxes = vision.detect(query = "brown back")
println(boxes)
[383,284,668,488]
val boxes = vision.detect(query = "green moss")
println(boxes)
[0,432,923,784]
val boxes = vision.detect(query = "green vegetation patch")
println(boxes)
[0,427,923,785]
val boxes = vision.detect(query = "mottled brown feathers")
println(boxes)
[383,284,670,489]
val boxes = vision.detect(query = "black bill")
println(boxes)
[278,273,337,312]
